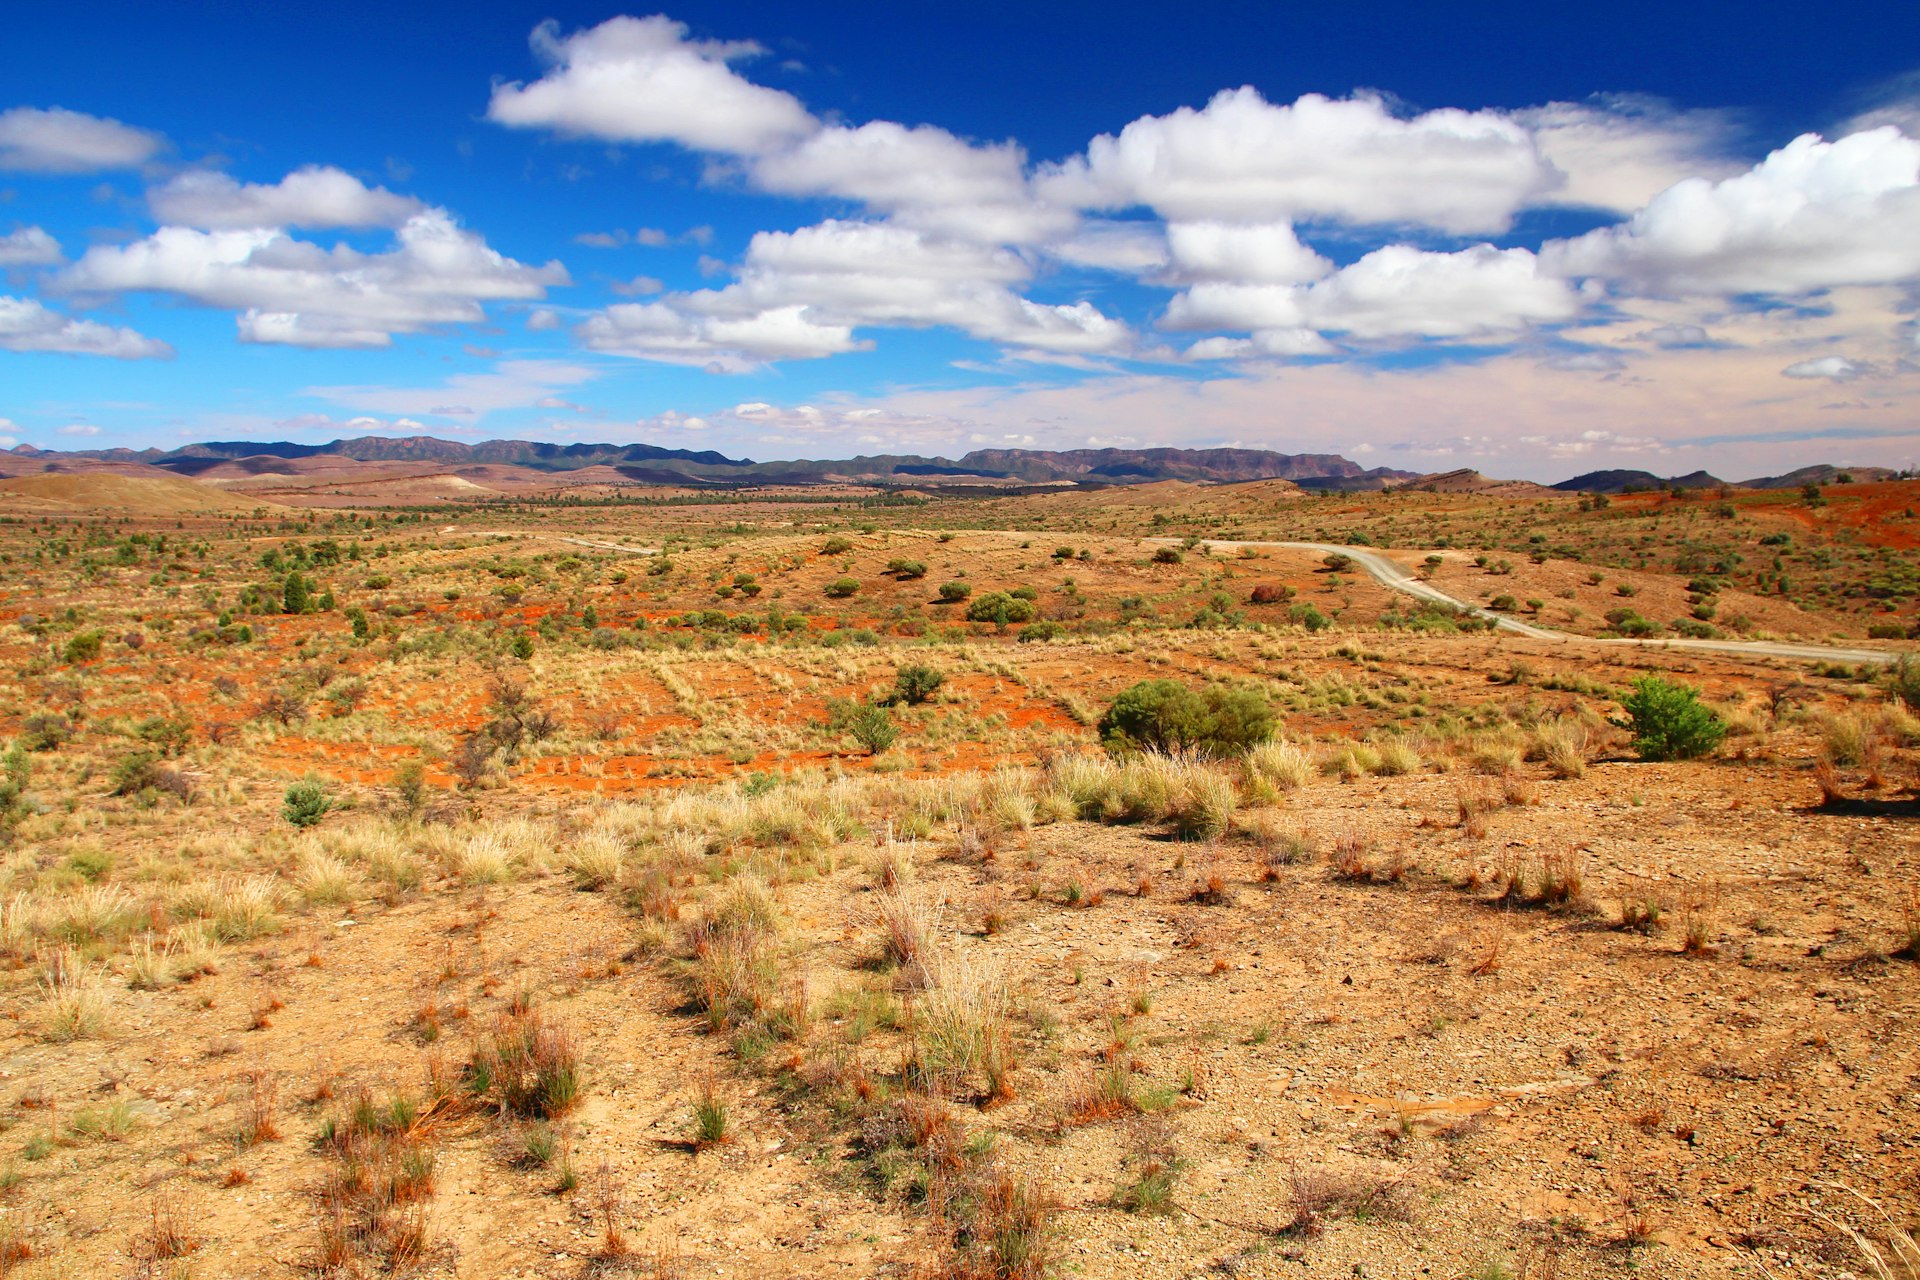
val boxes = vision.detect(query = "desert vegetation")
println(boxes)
[0,481,1913,1278]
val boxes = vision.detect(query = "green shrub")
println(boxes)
[282,777,334,828]
[136,716,192,757]
[937,581,972,602]
[825,577,860,599]
[822,536,855,555]
[1288,603,1331,632]
[22,714,72,751]
[831,702,897,755]
[63,631,104,664]
[1889,654,1920,710]
[893,664,944,706]
[1151,547,1183,565]
[1018,620,1065,642]
[282,573,313,614]
[966,592,1035,625]
[0,744,30,825]
[391,761,427,817]
[1098,680,1275,760]
[885,558,928,579]
[1615,675,1725,761]
[110,751,163,796]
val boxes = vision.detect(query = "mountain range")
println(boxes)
[4,436,1903,493]
[13,437,1416,489]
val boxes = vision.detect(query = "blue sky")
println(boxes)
[2,1,1918,479]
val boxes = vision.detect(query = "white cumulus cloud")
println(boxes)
[487,16,817,156]
[0,294,172,358]
[0,226,62,266]
[577,218,1133,367]
[1038,89,1559,234]
[1544,127,1920,295]
[1162,221,1330,285]
[0,106,164,172]
[1166,244,1580,341]
[60,210,568,349]
[149,166,426,229]
[1302,244,1583,339]
[749,121,1069,245]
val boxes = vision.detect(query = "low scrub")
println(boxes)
[1616,675,1725,761]
[1098,679,1274,760]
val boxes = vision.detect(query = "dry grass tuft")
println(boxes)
[1283,1167,1416,1236]
[1532,718,1591,779]
[874,885,941,988]
[561,830,626,891]
[468,1010,584,1118]
[38,948,111,1042]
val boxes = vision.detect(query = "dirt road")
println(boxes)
[1179,538,1901,667]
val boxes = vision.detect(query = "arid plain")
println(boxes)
[0,468,1915,1280]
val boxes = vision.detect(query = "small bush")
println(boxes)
[937,581,972,602]
[391,761,427,816]
[828,701,897,755]
[1151,547,1183,565]
[1889,654,1920,711]
[1615,675,1725,761]
[63,630,104,664]
[110,750,164,796]
[1249,583,1294,604]
[966,592,1036,625]
[894,664,945,705]
[1098,680,1274,760]
[22,713,72,751]
[283,777,333,828]
[821,536,855,555]
[1288,603,1332,632]
[886,558,928,579]
[824,577,860,599]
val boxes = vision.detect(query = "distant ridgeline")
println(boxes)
[25,436,1418,489]
[12,435,1908,492]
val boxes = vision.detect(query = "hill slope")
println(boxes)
[0,472,284,514]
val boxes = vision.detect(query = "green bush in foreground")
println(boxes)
[893,664,944,706]
[1615,674,1725,761]
[283,776,334,828]
[1098,680,1275,760]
